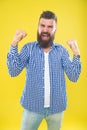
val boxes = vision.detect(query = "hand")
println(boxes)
[11,30,27,46]
[67,40,80,56]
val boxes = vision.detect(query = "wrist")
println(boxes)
[74,54,80,58]
[73,50,80,57]
[11,40,18,47]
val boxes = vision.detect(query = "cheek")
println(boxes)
[50,31,55,36]
[51,29,56,35]
[38,27,42,34]
[52,25,56,32]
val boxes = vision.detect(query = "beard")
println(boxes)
[37,31,55,48]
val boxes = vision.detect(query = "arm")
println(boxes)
[62,40,81,82]
[7,30,28,77]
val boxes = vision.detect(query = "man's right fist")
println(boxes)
[11,30,27,46]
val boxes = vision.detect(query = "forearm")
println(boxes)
[66,56,81,82]
[7,46,21,76]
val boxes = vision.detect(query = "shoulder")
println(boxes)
[22,41,37,50]
[24,41,37,47]
[53,42,69,58]
[54,42,67,52]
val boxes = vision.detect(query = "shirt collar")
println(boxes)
[35,41,58,48]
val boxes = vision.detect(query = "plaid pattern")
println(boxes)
[7,41,81,114]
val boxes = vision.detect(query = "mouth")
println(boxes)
[41,33,50,40]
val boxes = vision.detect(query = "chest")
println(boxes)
[27,48,63,72]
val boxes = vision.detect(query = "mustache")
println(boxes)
[40,32,50,36]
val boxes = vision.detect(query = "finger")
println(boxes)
[22,32,27,37]
[66,40,71,46]
[16,30,27,36]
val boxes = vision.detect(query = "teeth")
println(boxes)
[42,34,48,36]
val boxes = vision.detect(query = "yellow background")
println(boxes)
[0,0,87,130]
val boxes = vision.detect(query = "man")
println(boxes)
[7,11,81,130]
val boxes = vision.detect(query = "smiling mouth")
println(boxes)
[41,33,50,40]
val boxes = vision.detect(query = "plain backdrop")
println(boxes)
[0,0,87,130]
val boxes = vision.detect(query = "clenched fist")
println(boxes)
[11,30,27,47]
[67,40,80,57]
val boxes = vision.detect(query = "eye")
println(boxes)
[40,24,45,27]
[48,25,53,29]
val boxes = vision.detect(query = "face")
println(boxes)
[37,18,56,48]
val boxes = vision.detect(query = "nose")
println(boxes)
[43,26,49,32]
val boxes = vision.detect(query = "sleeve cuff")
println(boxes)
[73,55,80,61]
[10,45,18,54]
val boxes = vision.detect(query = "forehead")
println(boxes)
[39,18,56,25]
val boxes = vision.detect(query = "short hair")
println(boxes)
[39,10,57,23]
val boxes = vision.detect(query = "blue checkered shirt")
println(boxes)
[7,41,81,114]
